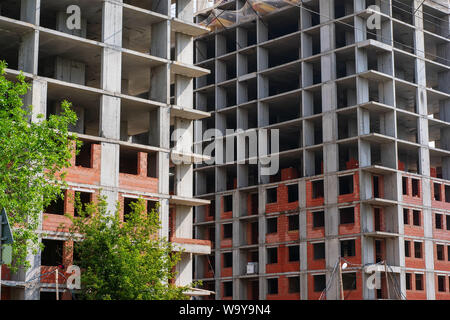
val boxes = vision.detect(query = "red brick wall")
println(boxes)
[266,275,300,300]
[265,214,299,243]
[220,223,232,248]
[306,180,324,207]
[265,245,300,274]
[435,274,450,300]
[338,172,360,203]
[119,152,158,193]
[403,208,424,237]
[433,213,450,241]
[265,184,299,213]
[307,273,324,300]
[221,196,233,220]
[66,143,101,185]
[307,242,326,270]
[431,181,450,210]
[433,242,449,271]
[402,176,423,206]
[405,272,427,300]
[404,240,426,269]
[306,210,325,239]
[205,203,214,222]
[338,204,361,235]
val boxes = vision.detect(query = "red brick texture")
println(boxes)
[265,184,299,214]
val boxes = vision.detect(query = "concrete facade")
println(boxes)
[0,0,212,299]
[193,0,450,300]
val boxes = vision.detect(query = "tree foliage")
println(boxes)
[67,196,191,300]
[0,61,78,271]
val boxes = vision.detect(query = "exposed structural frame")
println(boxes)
[192,0,450,300]
[0,0,213,299]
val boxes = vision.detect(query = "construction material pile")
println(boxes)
[196,0,302,29]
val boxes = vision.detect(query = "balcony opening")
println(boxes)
[75,142,93,168]
[223,223,233,239]
[445,186,450,203]
[209,227,215,247]
[434,183,442,201]
[414,241,422,259]
[223,252,232,268]
[342,272,357,290]
[313,274,326,292]
[267,247,278,264]
[374,208,382,231]
[223,281,233,297]
[250,222,258,245]
[267,278,278,295]
[373,176,380,198]
[406,273,412,290]
[288,245,299,262]
[44,193,65,215]
[74,191,92,217]
[339,207,355,224]
[312,180,324,199]
[413,210,421,226]
[288,276,300,293]
[313,242,325,260]
[119,149,138,175]
[288,215,299,231]
[266,188,277,204]
[435,213,443,229]
[224,195,233,212]
[403,209,409,225]
[123,198,138,222]
[288,184,299,203]
[405,240,411,257]
[0,0,21,20]
[147,200,158,214]
[437,244,444,261]
[375,239,383,262]
[392,0,414,25]
[339,175,354,195]
[147,153,157,178]
[266,8,299,40]
[267,217,277,234]
[313,211,325,228]
[415,274,423,290]
[340,239,356,257]
[402,177,408,195]
[41,239,64,266]
[438,275,446,292]
[411,178,420,197]
[250,193,258,215]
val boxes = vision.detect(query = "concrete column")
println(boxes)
[258,187,266,299]
[21,0,40,24]
[18,30,38,74]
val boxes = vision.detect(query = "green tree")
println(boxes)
[0,61,78,271]
[66,195,191,300]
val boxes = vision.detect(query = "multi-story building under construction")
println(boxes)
[193,0,450,300]
[0,0,212,299]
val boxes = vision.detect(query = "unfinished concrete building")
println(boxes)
[0,0,212,299]
[193,0,450,299]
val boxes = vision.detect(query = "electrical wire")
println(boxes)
[318,258,339,300]
[413,0,428,16]
[388,0,449,25]
[288,1,450,64]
